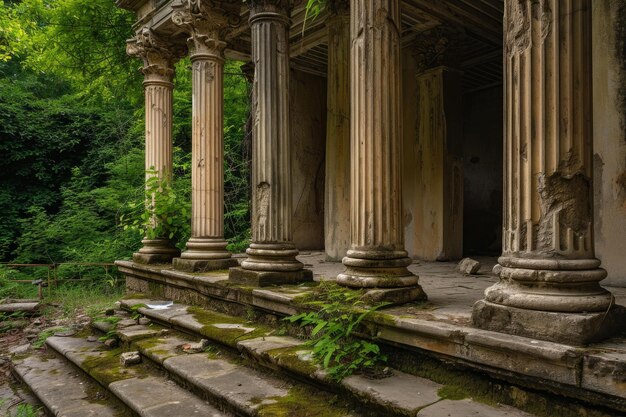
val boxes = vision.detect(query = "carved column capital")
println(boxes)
[413,25,465,73]
[172,0,242,58]
[247,0,291,23]
[127,27,182,83]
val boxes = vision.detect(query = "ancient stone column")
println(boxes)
[127,27,181,264]
[336,0,425,304]
[324,0,351,261]
[229,0,313,286]
[171,1,241,272]
[472,0,625,344]
[408,27,464,261]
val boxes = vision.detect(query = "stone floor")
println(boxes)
[297,252,626,326]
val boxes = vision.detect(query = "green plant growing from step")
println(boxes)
[32,326,70,349]
[285,282,389,381]
[13,403,42,417]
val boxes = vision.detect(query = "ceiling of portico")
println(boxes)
[121,0,503,93]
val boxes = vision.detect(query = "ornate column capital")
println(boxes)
[413,25,465,73]
[247,0,292,24]
[127,27,182,83]
[172,0,242,58]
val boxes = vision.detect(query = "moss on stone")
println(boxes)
[82,348,134,386]
[187,306,271,347]
[437,385,469,401]
[265,346,317,376]
[122,293,149,300]
[256,385,355,417]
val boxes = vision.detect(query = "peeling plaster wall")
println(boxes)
[592,1,626,286]
[462,86,503,256]
[290,68,326,250]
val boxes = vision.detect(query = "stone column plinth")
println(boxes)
[472,0,625,345]
[229,0,313,286]
[127,28,181,264]
[336,0,425,304]
[171,1,240,272]
[324,0,351,261]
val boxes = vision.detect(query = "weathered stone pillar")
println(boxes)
[408,28,464,261]
[337,0,425,304]
[171,1,241,272]
[229,0,313,286]
[324,0,351,261]
[472,0,625,344]
[127,28,181,264]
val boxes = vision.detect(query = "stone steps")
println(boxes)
[12,353,130,417]
[43,335,231,417]
[115,298,535,417]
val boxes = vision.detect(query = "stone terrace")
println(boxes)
[115,254,626,414]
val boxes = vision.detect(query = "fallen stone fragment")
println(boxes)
[138,317,151,326]
[492,264,503,276]
[120,351,142,367]
[181,339,210,354]
[87,336,98,342]
[458,258,481,275]
[104,338,119,348]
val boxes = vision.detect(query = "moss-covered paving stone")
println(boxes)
[256,385,363,417]
[169,306,272,348]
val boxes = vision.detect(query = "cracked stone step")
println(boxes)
[119,299,535,417]
[44,336,227,416]
[132,330,365,416]
[12,355,130,417]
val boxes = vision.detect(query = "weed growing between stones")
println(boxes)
[12,403,42,417]
[32,327,70,349]
[286,282,389,381]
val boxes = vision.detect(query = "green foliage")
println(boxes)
[32,326,69,348]
[286,283,388,381]
[121,173,191,243]
[12,403,42,417]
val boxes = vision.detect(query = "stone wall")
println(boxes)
[290,68,326,250]
[592,0,626,287]
[462,86,503,256]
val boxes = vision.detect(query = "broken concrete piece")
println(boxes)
[117,319,138,328]
[458,258,481,274]
[181,339,210,354]
[120,351,141,367]
[492,264,503,276]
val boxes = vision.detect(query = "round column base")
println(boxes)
[173,238,236,272]
[240,243,305,272]
[472,300,626,345]
[486,262,613,313]
[133,238,180,265]
[336,250,425,305]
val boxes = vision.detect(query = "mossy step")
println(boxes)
[45,336,227,417]
[13,354,131,417]
[130,330,366,417]
[120,298,537,417]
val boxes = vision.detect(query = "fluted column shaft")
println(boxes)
[235,0,310,281]
[127,28,181,264]
[336,0,424,304]
[473,0,624,344]
[324,0,351,261]
[170,1,240,271]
